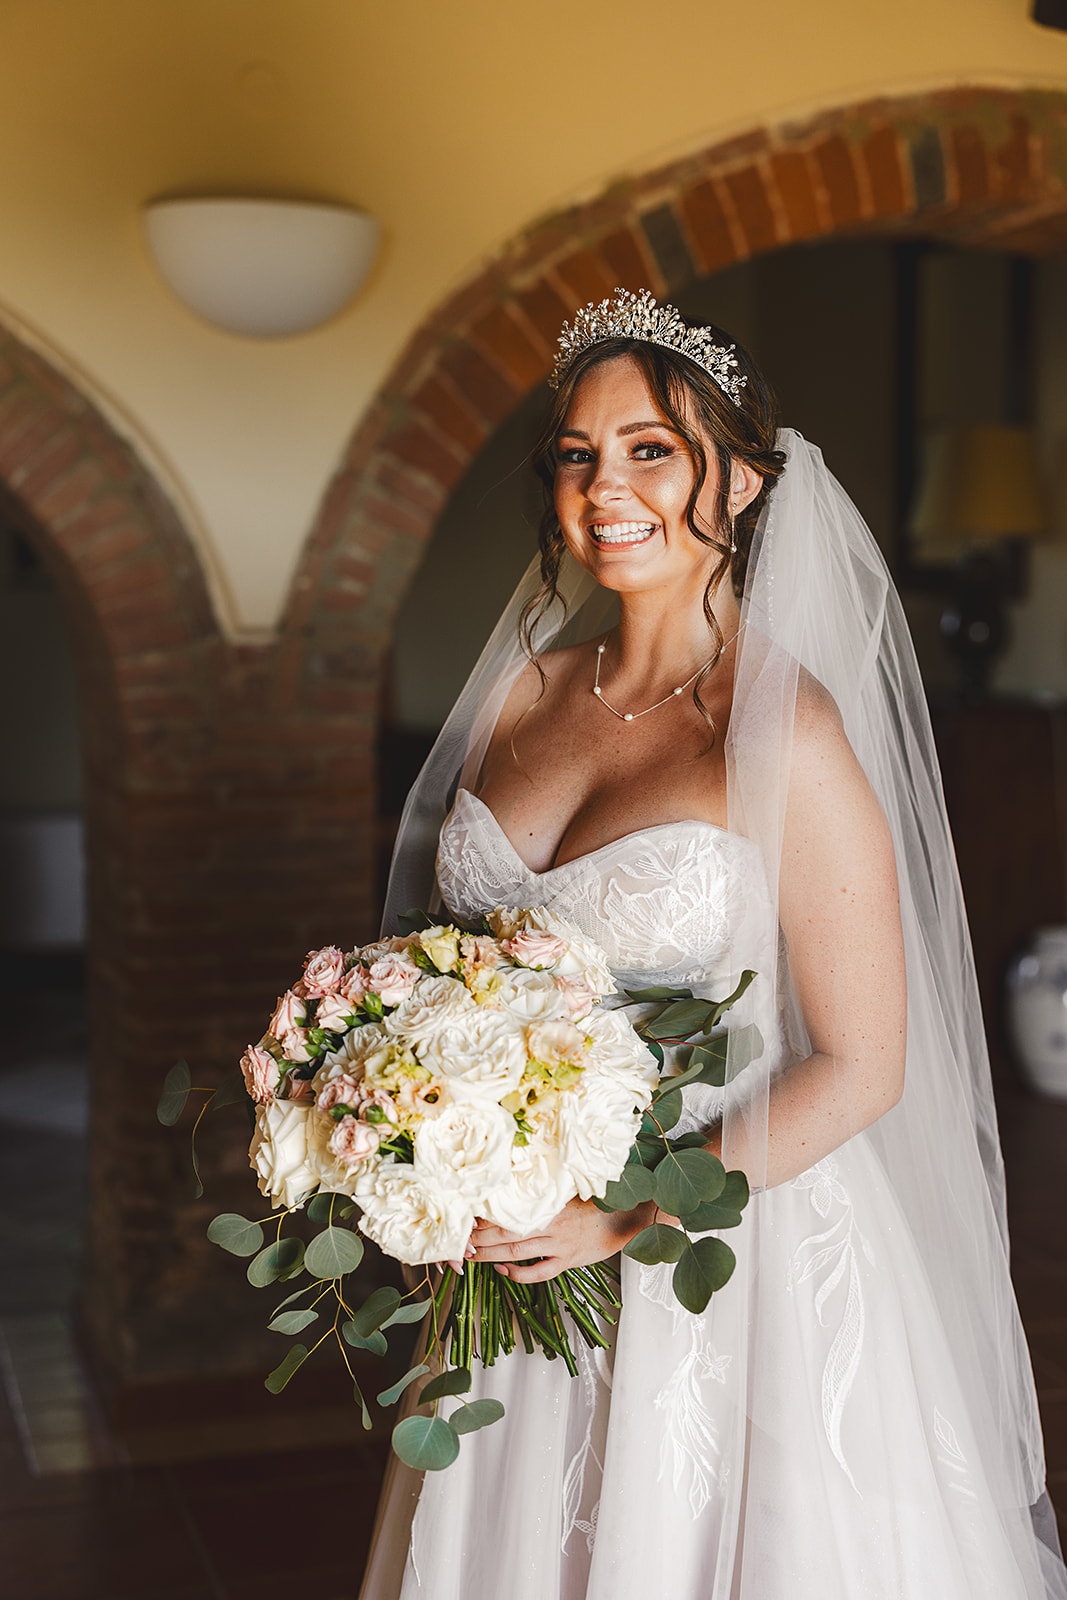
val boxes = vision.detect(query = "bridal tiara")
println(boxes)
[548,287,747,406]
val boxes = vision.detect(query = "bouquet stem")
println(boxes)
[436,1260,622,1377]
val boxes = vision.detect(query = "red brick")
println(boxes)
[950,125,991,205]
[513,280,572,348]
[724,164,779,254]
[813,136,864,226]
[767,151,822,240]
[552,249,616,308]
[385,419,468,491]
[374,459,448,518]
[470,303,546,389]
[861,126,909,217]
[31,458,109,523]
[679,180,738,272]
[438,340,519,428]
[994,113,1034,203]
[411,374,485,455]
[598,226,656,294]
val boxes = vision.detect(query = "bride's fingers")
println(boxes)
[495,1255,561,1284]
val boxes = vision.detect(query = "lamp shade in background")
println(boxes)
[909,424,1048,559]
[142,198,380,338]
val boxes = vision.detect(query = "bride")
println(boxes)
[360,289,1067,1598]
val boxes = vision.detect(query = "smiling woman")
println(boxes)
[361,289,1067,1600]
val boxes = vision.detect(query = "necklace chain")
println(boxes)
[592,627,742,723]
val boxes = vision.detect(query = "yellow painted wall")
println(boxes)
[0,0,1064,635]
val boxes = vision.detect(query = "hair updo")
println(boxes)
[520,323,787,691]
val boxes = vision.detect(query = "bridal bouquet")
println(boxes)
[159,909,758,1472]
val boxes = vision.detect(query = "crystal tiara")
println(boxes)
[548,287,747,406]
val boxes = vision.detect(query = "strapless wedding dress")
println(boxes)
[358,790,1057,1600]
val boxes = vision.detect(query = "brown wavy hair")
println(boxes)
[520,326,786,730]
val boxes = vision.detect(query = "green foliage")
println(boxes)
[673,1236,736,1313]
[211,1071,248,1110]
[377,1364,430,1407]
[653,1148,726,1218]
[207,1213,265,1258]
[676,1169,750,1232]
[396,908,438,934]
[624,985,693,1003]
[419,1366,472,1403]
[623,1223,688,1265]
[307,1191,341,1225]
[304,1226,364,1279]
[343,1324,388,1356]
[392,1414,460,1471]
[349,1286,403,1337]
[156,1060,191,1126]
[449,1398,505,1436]
[247,1237,305,1287]
[268,1308,319,1335]
[382,1298,433,1328]
[599,1163,655,1211]
[264,1343,309,1393]
[647,1088,682,1134]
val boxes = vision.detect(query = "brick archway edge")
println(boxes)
[296,87,1067,666]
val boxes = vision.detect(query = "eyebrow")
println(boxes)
[557,420,675,440]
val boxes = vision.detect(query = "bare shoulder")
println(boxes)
[786,670,877,829]
[496,643,586,726]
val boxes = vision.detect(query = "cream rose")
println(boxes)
[582,1009,659,1100]
[526,1018,585,1069]
[249,1100,318,1210]
[552,1074,643,1200]
[366,951,421,1007]
[240,1044,279,1104]
[479,1133,578,1236]
[413,1101,515,1202]
[320,1023,387,1077]
[354,1163,474,1265]
[487,907,523,942]
[494,967,568,1025]
[303,945,347,997]
[420,1010,527,1103]
[384,976,476,1045]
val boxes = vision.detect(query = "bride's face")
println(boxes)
[553,354,725,597]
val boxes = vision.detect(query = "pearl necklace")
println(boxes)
[592,628,742,723]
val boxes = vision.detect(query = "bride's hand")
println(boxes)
[465,1196,656,1283]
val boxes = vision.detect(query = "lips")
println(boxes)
[588,520,658,546]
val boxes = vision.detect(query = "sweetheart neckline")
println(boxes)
[452,788,743,879]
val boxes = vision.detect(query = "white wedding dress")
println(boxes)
[358,787,1062,1600]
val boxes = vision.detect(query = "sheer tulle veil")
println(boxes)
[381,428,1065,1587]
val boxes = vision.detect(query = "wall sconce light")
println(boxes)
[909,424,1050,699]
[142,197,381,338]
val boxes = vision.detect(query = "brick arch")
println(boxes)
[296,85,1067,680]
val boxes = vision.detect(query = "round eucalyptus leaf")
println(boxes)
[419,1366,472,1404]
[648,1089,683,1134]
[623,1222,687,1265]
[305,1225,364,1280]
[307,1191,342,1225]
[264,1342,309,1393]
[654,1147,726,1217]
[392,1414,460,1471]
[268,1308,319,1335]
[207,1213,264,1258]
[247,1236,305,1288]
[600,1163,655,1211]
[449,1398,505,1436]
[349,1286,402,1337]
[156,1060,191,1126]
[677,1170,751,1232]
[672,1236,736,1313]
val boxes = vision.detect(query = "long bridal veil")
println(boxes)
[382,429,1066,1595]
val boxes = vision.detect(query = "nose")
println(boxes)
[586,451,630,505]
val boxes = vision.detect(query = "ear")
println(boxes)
[729,461,763,514]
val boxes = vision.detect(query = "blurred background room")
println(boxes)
[1,3,1067,1596]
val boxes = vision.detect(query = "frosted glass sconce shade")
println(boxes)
[142,198,380,337]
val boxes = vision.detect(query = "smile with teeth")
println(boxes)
[589,520,658,545]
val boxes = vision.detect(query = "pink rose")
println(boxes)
[555,976,596,1021]
[303,945,347,998]
[285,1074,313,1102]
[367,952,420,1007]
[280,1026,315,1063]
[340,965,370,1005]
[460,935,503,974]
[361,1088,400,1126]
[317,1074,363,1113]
[241,1044,279,1104]
[503,930,566,969]
[270,989,307,1038]
[316,992,358,1031]
[329,1116,381,1165]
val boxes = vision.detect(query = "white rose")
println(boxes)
[420,1010,527,1103]
[305,1104,366,1197]
[582,1009,659,1100]
[384,976,476,1045]
[480,1133,578,1236]
[320,1022,389,1077]
[413,1101,516,1202]
[354,1163,474,1265]
[249,1100,318,1210]
[487,907,523,942]
[494,967,568,1024]
[552,1074,643,1200]
[358,936,412,965]
[521,908,616,997]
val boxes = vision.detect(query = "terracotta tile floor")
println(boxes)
[1,971,1064,1598]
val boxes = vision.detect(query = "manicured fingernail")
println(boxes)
[495,1265,509,1277]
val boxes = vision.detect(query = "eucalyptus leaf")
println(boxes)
[643,998,716,1042]
[672,1235,736,1312]
[624,985,693,1002]
[305,1225,364,1279]
[599,1164,656,1211]
[211,1071,248,1110]
[268,1308,319,1335]
[654,1148,727,1218]
[392,1414,460,1471]
[349,1286,403,1337]
[623,1222,688,1265]
[702,969,756,1030]
[264,1342,309,1393]
[342,1325,388,1356]
[686,1035,729,1087]
[353,1378,373,1431]
[207,1213,264,1258]
[272,1284,314,1313]
[382,1298,433,1328]
[449,1398,505,1436]
[647,1089,682,1134]
[156,1060,191,1126]
[396,908,437,934]
[676,1168,750,1233]
[667,1131,709,1151]
[419,1366,472,1403]
[307,1191,341,1225]
[377,1363,430,1407]
[247,1236,305,1288]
